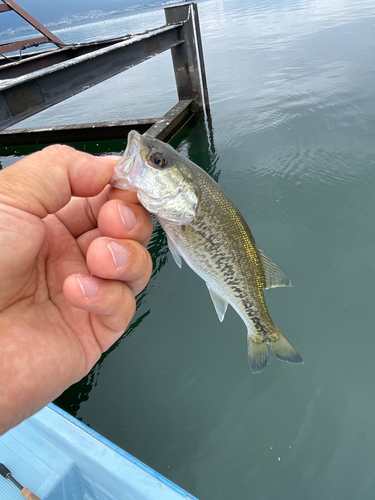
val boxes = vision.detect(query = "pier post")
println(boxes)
[165,3,208,111]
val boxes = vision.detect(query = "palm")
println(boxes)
[28,215,98,378]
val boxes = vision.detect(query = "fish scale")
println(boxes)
[111,130,303,374]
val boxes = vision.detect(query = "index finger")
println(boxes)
[109,187,139,204]
[54,185,141,239]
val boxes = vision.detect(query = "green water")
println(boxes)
[2,0,375,498]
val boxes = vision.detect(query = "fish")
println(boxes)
[111,130,303,373]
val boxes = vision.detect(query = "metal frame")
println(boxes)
[0,2,210,145]
[0,100,195,145]
[0,0,65,54]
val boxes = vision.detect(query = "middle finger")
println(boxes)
[98,199,153,247]
[86,237,153,296]
[76,199,153,256]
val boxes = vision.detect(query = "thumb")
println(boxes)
[0,145,120,217]
[0,146,120,307]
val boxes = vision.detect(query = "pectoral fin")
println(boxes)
[206,284,228,322]
[167,237,182,268]
[258,249,292,289]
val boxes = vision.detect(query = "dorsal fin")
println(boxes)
[258,249,292,289]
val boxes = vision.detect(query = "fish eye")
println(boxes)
[149,152,166,169]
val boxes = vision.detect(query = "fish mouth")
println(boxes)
[110,130,143,190]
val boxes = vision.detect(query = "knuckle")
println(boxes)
[41,144,72,159]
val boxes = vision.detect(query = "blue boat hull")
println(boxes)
[0,404,198,499]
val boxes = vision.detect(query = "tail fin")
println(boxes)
[248,331,303,374]
[269,332,303,365]
[248,339,269,374]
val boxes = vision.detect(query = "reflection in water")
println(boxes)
[171,111,220,182]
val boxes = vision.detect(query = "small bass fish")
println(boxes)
[111,131,303,373]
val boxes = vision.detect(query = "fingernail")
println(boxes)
[108,241,128,269]
[118,203,136,231]
[77,276,99,299]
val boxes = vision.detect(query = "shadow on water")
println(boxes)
[55,111,220,416]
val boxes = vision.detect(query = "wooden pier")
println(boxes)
[0,1,209,146]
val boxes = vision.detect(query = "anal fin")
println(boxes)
[206,284,228,322]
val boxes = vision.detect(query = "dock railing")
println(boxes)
[0,2,210,145]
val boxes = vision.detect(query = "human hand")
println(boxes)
[0,145,153,434]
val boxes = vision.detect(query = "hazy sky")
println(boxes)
[1,0,149,28]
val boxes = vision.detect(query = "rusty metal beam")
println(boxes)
[0,118,157,146]
[0,38,134,78]
[0,100,195,146]
[0,24,184,131]
[191,3,210,114]
[165,4,202,107]
[0,36,51,55]
[146,99,195,141]
[0,0,65,50]
[0,2,209,145]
